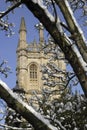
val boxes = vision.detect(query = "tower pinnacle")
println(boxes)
[16,17,28,91]
[35,23,44,44]
[19,17,27,33]
[18,17,27,45]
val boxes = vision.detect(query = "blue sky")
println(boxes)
[0,1,84,93]
[0,2,40,88]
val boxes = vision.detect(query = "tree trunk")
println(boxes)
[55,0,87,63]
[23,0,87,97]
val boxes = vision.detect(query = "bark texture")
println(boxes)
[55,0,87,63]
[23,0,87,97]
[0,80,57,130]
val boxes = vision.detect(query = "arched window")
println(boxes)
[30,64,37,81]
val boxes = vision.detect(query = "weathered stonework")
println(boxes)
[16,17,66,99]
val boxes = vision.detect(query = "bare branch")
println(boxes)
[0,1,22,19]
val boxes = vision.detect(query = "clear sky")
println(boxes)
[0,2,40,89]
[0,1,84,93]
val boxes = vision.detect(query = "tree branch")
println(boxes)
[54,0,87,63]
[23,0,87,97]
[0,80,57,130]
[0,1,22,19]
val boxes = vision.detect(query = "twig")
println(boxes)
[0,1,22,19]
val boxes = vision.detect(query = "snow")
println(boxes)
[32,0,55,22]
[65,0,87,45]
[0,80,58,130]
[71,44,87,72]
[41,0,87,75]
[64,30,87,72]
[65,101,72,111]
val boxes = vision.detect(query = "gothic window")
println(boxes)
[30,64,37,81]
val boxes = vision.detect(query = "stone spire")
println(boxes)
[17,17,27,49]
[16,17,28,91]
[19,17,27,33]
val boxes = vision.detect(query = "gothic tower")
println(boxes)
[16,17,66,99]
[16,17,28,91]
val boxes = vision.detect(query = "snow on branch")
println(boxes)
[24,0,87,96]
[0,80,57,130]
[0,60,11,78]
[0,0,22,36]
[24,0,87,72]
[55,0,87,63]
[69,0,86,12]
[0,123,32,130]
[0,1,22,19]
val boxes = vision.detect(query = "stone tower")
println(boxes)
[16,17,28,92]
[16,17,66,99]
